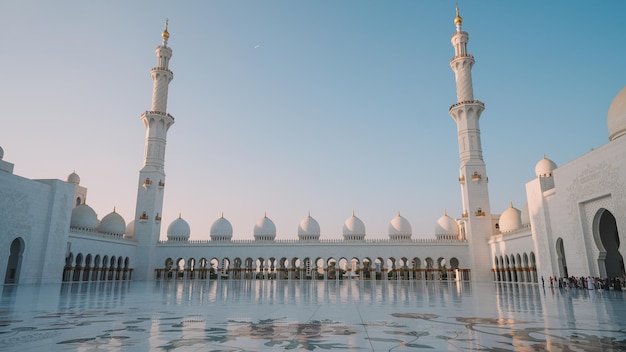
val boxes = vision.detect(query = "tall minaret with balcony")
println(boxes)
[448,7,493,281]
[134,20,175,280]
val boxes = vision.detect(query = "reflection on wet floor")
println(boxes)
[1,280,626,351]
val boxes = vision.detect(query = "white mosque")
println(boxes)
[2,9,626,286]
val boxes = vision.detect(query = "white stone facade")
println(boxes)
[2,11,625,286]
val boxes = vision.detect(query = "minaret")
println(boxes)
[133,20,175,280]
[448,7,494,281]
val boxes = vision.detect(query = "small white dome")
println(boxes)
[535,156,557,178]
[98,209,126,236]
[67,171,80,185]
[520,203,530,226]
[298,213,320,240]
[388,213,412,240]
[343,213,366,240]
[167,216,191,240]
[125,220,135,239]
[70,204,98,230]
[211,215,233,240]
[254,214,276,240]
[608,86,626,141]
[499,203,522,233]
[435,211,459,238]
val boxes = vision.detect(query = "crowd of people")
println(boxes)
[542,275,624,291]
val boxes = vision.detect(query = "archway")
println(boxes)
[596,210,625,278]
[4,238,24,284]
[556,238,568,278]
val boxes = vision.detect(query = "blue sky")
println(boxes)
[2,1,624,240]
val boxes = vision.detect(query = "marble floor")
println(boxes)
[1,279,626,351]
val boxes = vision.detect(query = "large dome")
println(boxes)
[434,211,459,238]
[388,213,412,240]
[343,213,366,240]
[97,209,126,236]
[211,215,233,240]
[499,202,522,233]
[535,155,557,178]
[254,214,276,240]
[608,86,626,141]
[298,213,320,240]
[70,204,98,230]
[167,216,191,241]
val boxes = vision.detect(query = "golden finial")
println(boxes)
[397,210,401,217]
[352,210,355,217]
[308,211,311,218]
[221,212,224,219]
[113,206,117,213]
[454,4,463,26]
[443,209,447,216]
[162,18,170,39]
[264,211,267,218]
[510,201,514,208]
[178,212,182,219]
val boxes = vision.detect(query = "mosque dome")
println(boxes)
[343,213,366,240]
[210,215,233,240]
[608,86,626,141]
[535,156,557,178]
[67,171,80,185]
[499,203,522,233]
[254,214,276,240]
[70,204,98,230]
[125,220,135,239]
[388,213,412,240]
[520,203,530,226]
[167,216,190,241]
[298,213,320,240]
[435,211,459,238]
[97,209,126,236]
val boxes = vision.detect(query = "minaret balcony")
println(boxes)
[449,54,474,63]
[448,100,484,112]
[158,180,165,188]
[458,175,465,183]
[142,110,175,121]
[462,211,468,218]
[151,67,173,75]
[143,177,152,189]
[475,208,485,217]
[139,212,149,222]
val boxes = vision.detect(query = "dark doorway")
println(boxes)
[4,238,24,284]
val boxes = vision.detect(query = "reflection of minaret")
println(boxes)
[134,20,175,280]
[448,7,493,281]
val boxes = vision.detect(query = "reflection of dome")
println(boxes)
[125,220,135,239]
[608,86,626,141]
[254,214,276,241]
[70,204,98,230]
[388,213,412,240]
[520,203,530,226]
[167,215,190,241]
[67,171,80,185]
[535,155,557,178]
[298,213,320,240]
[499,203,522,233]
[343,212,366,240]
[98,209,126,236]
[211,215,233,241]
[435,211,459,238]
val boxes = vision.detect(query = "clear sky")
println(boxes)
[2,1,625,240]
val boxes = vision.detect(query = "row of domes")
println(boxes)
[69,204,459,241]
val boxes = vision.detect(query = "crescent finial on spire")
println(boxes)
[161,18,170,45]
[454,4,463,27]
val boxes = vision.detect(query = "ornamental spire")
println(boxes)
[454,5,463,32]
[162,18,170,46]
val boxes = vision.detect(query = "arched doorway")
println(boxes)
[556,238,568,278]
[596,210,625,279]
[4,238,24,284]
